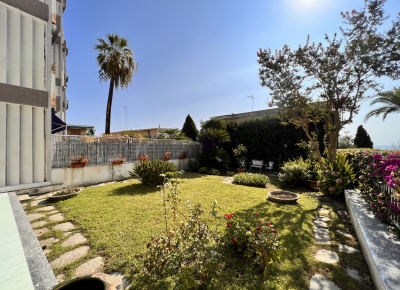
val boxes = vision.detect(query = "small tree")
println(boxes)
[338,131,355,149]
[354,125,373,148]
[181,114,199,141]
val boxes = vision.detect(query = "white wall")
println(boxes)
[51,159,192,187]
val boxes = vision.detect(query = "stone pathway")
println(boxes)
[309,196,363,289]
[21,193,131,289]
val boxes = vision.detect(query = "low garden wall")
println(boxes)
[51,159,194,188]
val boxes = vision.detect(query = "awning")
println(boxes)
[52,111,66,134]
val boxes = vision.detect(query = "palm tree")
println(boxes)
[95,34,137,134]
[365,87,400,122]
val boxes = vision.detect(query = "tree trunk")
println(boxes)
[105,77,114,134]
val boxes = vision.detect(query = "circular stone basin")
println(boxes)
[48,188,81,201]
[268,190,299,204]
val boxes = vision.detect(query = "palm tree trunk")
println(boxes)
[105,77,114,134]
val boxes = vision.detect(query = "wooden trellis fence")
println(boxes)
[52,135,202,168]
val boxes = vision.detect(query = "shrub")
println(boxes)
[319,154,355,196]
[188,159,200,172]
[278,157,310,187]
[223,213,282,273]
[233,173,270,187]
[129,159,177,186]
[198,167,221,176]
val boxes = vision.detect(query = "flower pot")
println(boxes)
[52,274,114,290]
[70,162,86,168]
[237,168,246,173]
[111,160,123,165]
[308,180,318,189]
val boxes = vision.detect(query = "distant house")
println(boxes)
[67,124,95,136]
[213,108,278,123]
[111,127,171,139]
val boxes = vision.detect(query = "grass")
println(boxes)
[57,172,372,289]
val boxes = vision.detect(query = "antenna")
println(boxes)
[247,95,254,111]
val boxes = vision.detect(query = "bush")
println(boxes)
[129,160,177,186]
[278,157,310,187]
[233,173,270,187]
[319,154,355,196]
[188,159,200,172]
[198,167,221,176]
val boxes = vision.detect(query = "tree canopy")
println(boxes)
[365,87,400,121]
[354,125,374,148]
[181,114,199,141]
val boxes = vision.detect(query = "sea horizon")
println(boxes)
[374,145,399,150]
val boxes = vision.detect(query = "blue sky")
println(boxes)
[64,0,399,146]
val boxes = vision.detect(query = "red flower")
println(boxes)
[259,219,263,223]
[267,222,271,227]
[256,226,261,231]
[224,213,234,220]
[232,238,237,243]
[273,229,277,234]
[227,223,231,228]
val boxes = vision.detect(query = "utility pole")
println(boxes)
[123,106,127,130]
[247,95,254,111]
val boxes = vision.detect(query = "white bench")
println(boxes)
[250,160,264,171]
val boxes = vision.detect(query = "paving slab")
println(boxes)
[318,208,330,215]
[37,205,56,212]
[18,194,30,202]
[222,177,234,184]
[309,274,341,290]
[345,267,361,282]
[48,210,59,215]
[314,249,339,264]
[34,228,50,238]
[338,244,360,254]
[54,222,75,232]
[27,212,45,222]
[31,220,47,228]
[50,246,90,269]
[335,230,354,239]
[62,233,87,247]
[314,227,330,245]
[39,237,59,248]
[49,213,64,222]
[22,203,27,209]
[31,199,50,207]
[63,232,72,237]
[314,219,328,228]
[317,216,331,222]
[75,257,104,276]
[43,248,51,255]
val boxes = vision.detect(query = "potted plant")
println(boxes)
[111,154,126,165]
[137,153,150,162]
[233,144,247,173]
[179,152,186,159]
[163,151,171,161]
[70,155,88,168]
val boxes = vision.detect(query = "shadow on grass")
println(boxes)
[109,183,158,196]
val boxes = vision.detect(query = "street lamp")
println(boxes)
[123,106,127,130]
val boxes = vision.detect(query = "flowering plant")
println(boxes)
[112,154,126,162]
[137,153,150,162]
[162,151,171,161]
[71,155,89,164]
[223,212,282,273]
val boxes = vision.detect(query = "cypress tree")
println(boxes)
[181,114,199,141]
[354,125,373,148]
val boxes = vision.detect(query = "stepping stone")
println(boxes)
[22,203,27,209]
[332,201,346,210]
[54,222,75,232]
[18,194,30,202]
[314,219,328,228]
[39,237,59,248]
[49,213,64,222]
[43,248,51,255]
[27,213,45,222]
[50,246,89,269]
[37,205,56,211]
[62,233,86,247]
[222,177,234,184]
[92,272,131,290]
[75,257,104,276]
[318,208,330,215]
[314,249,339,264]
[314,227,330,245]
[31,199,50,206]
[34,228,49,238]
[345,267,361,282]
[33,194,48,200]
[317,216,331,222]
[31,220,47,228]
[336,230,354,239]
[48,210,59,215]
[63,232,72,237]
[338,244,359,254]
[56,274,65,283]
[309,274,341,290]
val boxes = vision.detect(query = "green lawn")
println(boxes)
[57,173,372,289]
